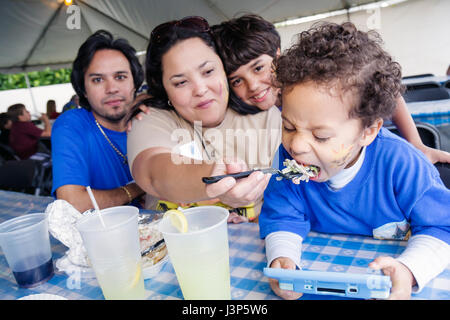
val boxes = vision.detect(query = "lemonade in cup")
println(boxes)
[159,206,230,300]
[76,206,145,300]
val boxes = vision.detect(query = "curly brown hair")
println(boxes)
[275,22,405,128]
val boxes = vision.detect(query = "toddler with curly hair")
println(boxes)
[259,22,450,300]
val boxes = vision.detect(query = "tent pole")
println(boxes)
[24,72,39,116]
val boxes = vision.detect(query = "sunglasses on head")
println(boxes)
[150,16,210,43]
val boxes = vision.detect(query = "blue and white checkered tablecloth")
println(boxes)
[0,190,449,300]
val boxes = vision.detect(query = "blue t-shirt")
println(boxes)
[51,108,133,196]
[259,128,450,244]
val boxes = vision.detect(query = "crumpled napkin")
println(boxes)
[45,200,94,267]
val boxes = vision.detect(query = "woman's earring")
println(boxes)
[168,100,172,107]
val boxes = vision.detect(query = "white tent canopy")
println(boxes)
[0,0,376,73]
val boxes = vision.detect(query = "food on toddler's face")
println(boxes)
[276,159,320,184]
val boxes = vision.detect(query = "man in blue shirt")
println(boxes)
[52,30,145,213]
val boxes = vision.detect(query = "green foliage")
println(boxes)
[0,68,72,91]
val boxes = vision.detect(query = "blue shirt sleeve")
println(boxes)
[259,145,311,240]
[409,176,450,244]
[51,112,90,197]
[383,130,450,245]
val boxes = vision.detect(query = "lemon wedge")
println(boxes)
[129,264,142,289]
[164,209,188,233]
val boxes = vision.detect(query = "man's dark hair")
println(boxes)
[275,22,404,128]
[212,14,281,75]
[7,103,26,122]
[71,30,144,110]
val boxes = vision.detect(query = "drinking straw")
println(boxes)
[86,186,106,228]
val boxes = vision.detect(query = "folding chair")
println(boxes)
[385,122,440,149]
[0,159,38,193]
[444,80,450,90]
[385,121,449,188]
[403,86,450,103]
[0,146,52,196]
[405,81,440,91]
[402,74,434,80]
[0,143,20,164]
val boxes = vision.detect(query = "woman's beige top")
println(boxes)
[127,106,282,213]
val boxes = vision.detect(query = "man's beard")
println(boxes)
[93,103,129,124]
[100,108,128,123]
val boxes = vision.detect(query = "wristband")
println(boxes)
[121,185,133,203]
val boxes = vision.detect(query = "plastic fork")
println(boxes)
[141,239,165,257]
[201,167,300,184]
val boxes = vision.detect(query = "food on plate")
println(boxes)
[138,216,167,268]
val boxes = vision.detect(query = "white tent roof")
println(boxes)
[0,0,376,73]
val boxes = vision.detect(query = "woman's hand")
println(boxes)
[204,159,271,209]
[268,257,303,300]
[369,256,416,300]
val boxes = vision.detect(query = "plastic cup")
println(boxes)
[0,213,54,288]
[159,206,230,300]
[76,206,145,300]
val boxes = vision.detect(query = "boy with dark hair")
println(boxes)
[212,14,280,112]
[259,22,450,300]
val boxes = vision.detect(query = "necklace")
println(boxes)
[94,119,128,165]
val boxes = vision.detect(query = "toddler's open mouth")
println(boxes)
[277,159,321,184]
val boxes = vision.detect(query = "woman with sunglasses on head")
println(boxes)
[127,17,281,223]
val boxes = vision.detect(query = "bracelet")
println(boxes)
[120,185,133,203]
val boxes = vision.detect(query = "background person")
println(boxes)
[62,94,79,113]
[7,103,51,159]
[46,99,60,120]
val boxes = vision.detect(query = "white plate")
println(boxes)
[18,294,68,300]
[143,254,169,279]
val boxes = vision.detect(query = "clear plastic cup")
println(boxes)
[159,206,230,300]
[76,206,145,300]
[0,213,54,288]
